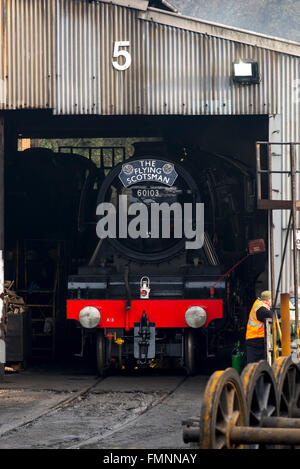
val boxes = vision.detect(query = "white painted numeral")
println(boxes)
[112,41,131,71]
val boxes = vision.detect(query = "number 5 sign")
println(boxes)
[112,41,131,71]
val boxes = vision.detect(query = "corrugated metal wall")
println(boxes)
[55,1,300,119]
[0,0,56,110]
[0,0,299,121]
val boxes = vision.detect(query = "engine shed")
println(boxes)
[0,0,299,375]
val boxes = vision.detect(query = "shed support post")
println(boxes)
[281,293,291,356]
[0,114,5,381]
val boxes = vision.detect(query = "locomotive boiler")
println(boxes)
[67,149,265,375]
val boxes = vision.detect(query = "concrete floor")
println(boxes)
[0,365,98,436]
[0,365,208,449]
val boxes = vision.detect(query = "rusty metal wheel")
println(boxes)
[241,360,279,449]
[272,355,300,418]
[199,368,248,449]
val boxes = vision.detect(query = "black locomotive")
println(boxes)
[67,144,267,374]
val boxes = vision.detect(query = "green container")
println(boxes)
[232,341,244,374]
[291,322,296,337]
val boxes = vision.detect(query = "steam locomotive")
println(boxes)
[66,146,266,375]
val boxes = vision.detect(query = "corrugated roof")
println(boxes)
[139,6,300,57]
[82,0,300,55]
[149,0,178,12]
[87,0,178,13]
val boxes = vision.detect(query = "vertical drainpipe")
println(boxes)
[0,114,5,381]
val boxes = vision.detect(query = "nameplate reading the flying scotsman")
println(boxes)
[119,160,178,187]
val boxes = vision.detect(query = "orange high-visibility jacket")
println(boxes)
[246,299,268,340]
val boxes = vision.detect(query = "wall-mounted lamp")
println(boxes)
[232,59,259,84]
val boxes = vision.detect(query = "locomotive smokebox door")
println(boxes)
[134,311,155,362]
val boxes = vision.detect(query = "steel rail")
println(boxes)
[67,374,188,449]
[0,376,105,438]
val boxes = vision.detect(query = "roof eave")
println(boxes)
[158,0,178,13]
[139,6,300,57]
[98,0,149,12]
[95,0,178,13]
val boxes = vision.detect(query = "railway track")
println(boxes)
[0,376,105,439]
[67,374,188,449]
[0,372,198,449]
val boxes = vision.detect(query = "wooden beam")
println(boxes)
[257,200,293,210]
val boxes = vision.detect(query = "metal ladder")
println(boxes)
[16,239,63,361]
[256,141,300,362]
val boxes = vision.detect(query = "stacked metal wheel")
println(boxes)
[182,356,300,449]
